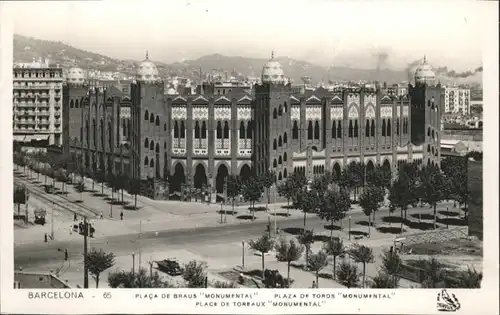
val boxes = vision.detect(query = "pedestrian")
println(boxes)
[100,211,103,219]
[120,211,123,220]
[64,249,68,261]
[311,280,317,288]
[74,213,77,222]
[69,225,72,235]
[44,233,48,243]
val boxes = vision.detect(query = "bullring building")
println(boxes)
[63,53,442,200]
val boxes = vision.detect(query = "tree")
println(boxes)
[380,249,403,288]
[288,172,308,208]
[212,280,238,288]
[54,169,69,193]
[106,173,117,202]
[307,250,329,287]
[241,177,263,219]
[298,191,320,228]
[322,237,345,280]
[116,172,128,203]
[370,272,394,288]
[455,267,482,288]
[126,177,141,210]
[349,244,374,288]
[263,269,288,288]
[248,234,274,279]
[85,248,115,288]
[182,260,208,288]
[259,170,275,210]
[296,229,314,270]
[345,162,364,201]
[108,268,173,288]
[419,164,445,229]
[277,180,294,208]
[310,172,333,197]
[336,260,359,288]
[275,237,304,288]
[389,173,415,232]
[95,169,107,195]
[318,189,351,236]
[14,185,27,217]
[226,175,241,213]
[419,258,445,288]
[359,185,385,237]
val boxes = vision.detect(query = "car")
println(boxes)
[156,259,183,276]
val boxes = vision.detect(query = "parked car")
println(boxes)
[156,259,183,276]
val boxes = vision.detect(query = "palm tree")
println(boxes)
[248,234,274,280]
[322,237,345,280]
[370,272,394,288]
[275,237,304,288]
[307,250,329,287]
[296,230,314,270]
[349,244,374,288]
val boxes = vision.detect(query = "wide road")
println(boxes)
[15,207,435,268]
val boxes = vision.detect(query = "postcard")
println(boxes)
[0,0,498,314]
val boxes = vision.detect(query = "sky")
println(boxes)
[7,0,489,70]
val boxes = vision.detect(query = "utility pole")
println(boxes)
[138,220,142,271]
[83,217,89,289]
[51,206,54,240]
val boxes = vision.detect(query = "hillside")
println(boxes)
[13,34,482,86]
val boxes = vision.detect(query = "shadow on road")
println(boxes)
[248,206,267,212]
[324,224,342,231]
[270,212,291,217]
[282,227,306,235]
[236,215,254,221]
[377,226,405,234]
[349,230,368,237]
[313,234,330,243]
[438,210,461,217]
[217,210,237,215]
[123,205,141,211]
[355,220,374,227]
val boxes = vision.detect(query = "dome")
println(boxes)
[66,67,85,84]
[137,51,160,83]
[261,52,286,84]
[414,56,436,85]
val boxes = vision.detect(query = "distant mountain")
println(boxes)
[13,34,482,86]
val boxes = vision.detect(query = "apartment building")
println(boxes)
[444,87,470,115]
[13,59,64,145]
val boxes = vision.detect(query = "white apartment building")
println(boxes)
[13,59,64,145]
[444,87,470,115]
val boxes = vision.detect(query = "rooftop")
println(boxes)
[14,271,71,289]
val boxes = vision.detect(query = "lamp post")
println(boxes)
[241,241,245,269]
[132,252,136,276]
[348,216,352,241]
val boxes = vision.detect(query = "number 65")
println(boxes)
[103,292,112,299]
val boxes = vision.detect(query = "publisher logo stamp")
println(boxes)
[437,289,461,312]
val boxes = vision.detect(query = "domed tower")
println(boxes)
[63,66,88,159]
[130,51,166,184]
[414,56,436,86]
[253,51,292,185]
[409,55,443,166]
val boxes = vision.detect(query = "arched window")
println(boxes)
[164,123,167,131]
[164,141,167,149]
[365,119,370,137]
[308,121,313,139]
[150,113,154,123]
[382,119,386,137]
[332,121,337,139]
[283,152,287,161]
[144,110,149,121]
[173,121,179,138]
[273,139,277,150]
[387,118,391,135]
[239,121,245,139]
[278,105,283,116]
[75,99,79,108]
[70,100,74,108]
[223,121,229,139]
[292,121,299,139]
[371,119,375,137]
[216,121,222,139]
[150,140,154,150]
[155,143,160,153]
[80,127,83,142]
[314,121,320,139]
[337,120,342,139]
[283,132,287,143]
[278,136,282,147]
[194,121,200,139]
[247,121,252,139]
[273,108,277,119]
[100,119,104,148]
[278,172,282,181]
[180,120,185,138]
[273,159,277,168]
[155,116,160,126]
[427,145,431,152]
[92,119,97,146]
[202,121,207,139]
[284,102,288,113]
[348,120,353,138]
[354,120,358,137]
[431,129,435,139]
[150,158,155,168]
[427,127,431,137]
[144,156,149,166]
[278,156,282,164]
[283,168,287,178]
[396,118,400,136]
